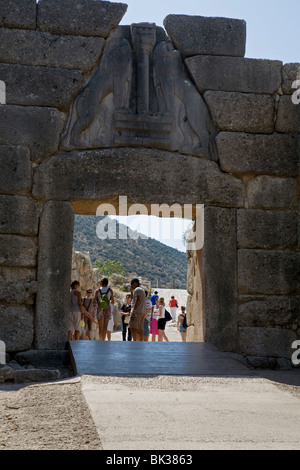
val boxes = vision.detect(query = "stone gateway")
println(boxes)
[0,0,299,366]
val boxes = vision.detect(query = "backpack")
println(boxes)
[182,314,188,329]
[164,309,172,322]
[98,288,110,309]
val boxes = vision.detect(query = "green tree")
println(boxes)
[93,258,126,277]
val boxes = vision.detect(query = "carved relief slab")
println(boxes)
[60,23,217,159]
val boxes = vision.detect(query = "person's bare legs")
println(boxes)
[131,327,138,341]
[180,332,186,342]
[98,317,109,340]
[137,328,144,341]
[131,328,144,341]
[158,330,169,342]
[74,330,80,340]
[162,331,169,342]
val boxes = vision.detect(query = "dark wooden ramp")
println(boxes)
[69,340,254,376]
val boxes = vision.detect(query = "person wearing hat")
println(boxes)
[82,288,97,340]
[129,278,146,341]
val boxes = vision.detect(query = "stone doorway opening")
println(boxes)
[71,208,196,341]
[35,186,239,355]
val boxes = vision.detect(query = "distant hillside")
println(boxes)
[73,215,188,288]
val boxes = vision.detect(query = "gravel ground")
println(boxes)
[1,288,299,450]
[1,358,299,450]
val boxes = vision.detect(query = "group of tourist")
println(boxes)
[68,278,188,343]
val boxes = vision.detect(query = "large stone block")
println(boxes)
[202,207,238,351]
[204,91,275,134]
[0,267,36,284]
[37,0,127,37]
[237,209,298,249]
[0,280,37,305]
[0,265,37,302]
[282,63,300,95]
[0,305,34,352]
[0,145,32,194]
[32,148,244,209]
[0,234,37,268]
[275,95,300,134]
[164,15,246,57]
[0,0,36,29]
[246,176,298,209]
[217,132,299,177]
[0,63,84,110]
[238,296,300,329]
[0,28,105,71]
[0,105,64,162]
[239,326,297,358]
[35,201,74,349]
[238,249,300,295]
[186,56,282,94]
[0,195,40,236]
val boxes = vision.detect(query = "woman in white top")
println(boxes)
[157,297,169,342]
[68,280,97,341]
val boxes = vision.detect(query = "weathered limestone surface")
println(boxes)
[35,201,74,350]
[245,176,298,209]
[0,29,105,71]
[239,327,297,358]
[32,149,244,209]
[186,56,282,94]
[204,91,275,133]
[217,132,299,176]
[164,15,246,57]
[0,305,34,352]
[0,234,37,267]
[0,145,32,194]
[237,209,298,249]
[276,94,300,133]
[0,63,85,110]
[0,105,64,162]
[0,264,37,307]
[282,62,300,94]
[0,195,40,236]
[0,279,37,305]
[238,249,300,295]
[186,245,204,343]
[37,0,127,37]
[201,207,238,351]
[0,0,36,29]
[238,296,300,329]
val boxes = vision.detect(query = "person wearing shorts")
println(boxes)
[94,278,114,341]
[68,281,82,340]
[177,306,187,342]
[157,297,169,342]
[68,280,97,340]
[129,278,146,341]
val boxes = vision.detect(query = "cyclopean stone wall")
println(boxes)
[0,0,299,363]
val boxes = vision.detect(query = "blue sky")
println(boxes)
[120,0,299,64]
[115,1,299,252]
